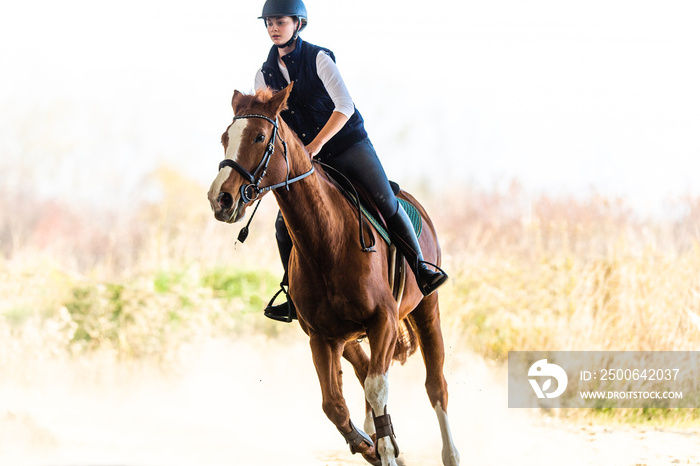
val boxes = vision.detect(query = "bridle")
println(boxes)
[218,113,315,204]
[216,113,372,252]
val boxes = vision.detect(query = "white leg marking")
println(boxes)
[365,373,389,414]
[363,409,375,437]
[365,374,398,466]
[435,402,460,466]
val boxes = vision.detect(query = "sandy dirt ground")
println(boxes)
[1,334,699,466]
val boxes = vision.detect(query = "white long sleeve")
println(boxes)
[315,52,355,118]
[254,68,267,91]
[253,51,356,118]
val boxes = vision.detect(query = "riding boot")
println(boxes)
[264,219,296,322]
[386,205,448,296]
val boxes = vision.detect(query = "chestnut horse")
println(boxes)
[207,83,460,466]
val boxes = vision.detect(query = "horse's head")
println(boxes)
[208,83,294,223]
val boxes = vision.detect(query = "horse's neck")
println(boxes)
[277,175,347,264]
[274,128,346,264]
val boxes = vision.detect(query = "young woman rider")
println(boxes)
[254,0,448,322]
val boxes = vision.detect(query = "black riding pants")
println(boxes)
[275,137,399,268]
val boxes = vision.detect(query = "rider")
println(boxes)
[254,0,448,322]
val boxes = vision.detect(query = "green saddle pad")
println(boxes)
[361,198,422,245]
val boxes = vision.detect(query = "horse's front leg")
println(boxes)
[343,340,376,440]
[309,334,378,465]
[365,309,400,466]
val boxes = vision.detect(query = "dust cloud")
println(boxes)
[1,333,698,465]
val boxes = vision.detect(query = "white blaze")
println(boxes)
[209,119,248,202]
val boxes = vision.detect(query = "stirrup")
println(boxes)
[417,261,449,296]
[263,285,295,323]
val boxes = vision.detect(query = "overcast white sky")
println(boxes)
[1,0,699,215]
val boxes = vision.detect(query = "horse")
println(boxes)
[207,83,460,466]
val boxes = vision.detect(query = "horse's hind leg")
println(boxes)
[411,296,460,466]
[310,334,378,465]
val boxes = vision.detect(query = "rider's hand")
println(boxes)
[305,140,323,158]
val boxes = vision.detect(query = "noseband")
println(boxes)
[218,114,315,203]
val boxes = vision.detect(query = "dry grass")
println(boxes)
[0,164,291,366]
[3,170,700,359]
[427,182,700,361]
[2,166,700,427]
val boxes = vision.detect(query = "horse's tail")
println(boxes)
[393,316,419,365]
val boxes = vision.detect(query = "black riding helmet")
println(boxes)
[259,0,308,48]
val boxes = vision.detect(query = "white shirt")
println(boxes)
[254,51,356,119]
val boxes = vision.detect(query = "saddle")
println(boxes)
[319,164,422,307]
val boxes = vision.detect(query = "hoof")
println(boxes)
[355,437,381,466]
[364,454,382,466]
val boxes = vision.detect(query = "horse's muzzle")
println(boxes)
[218,192,234,210]
[214,208,233,223]
[212,192,244,224]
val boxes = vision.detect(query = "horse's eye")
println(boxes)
[254,133,265,143]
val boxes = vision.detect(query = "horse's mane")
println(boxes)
[254,87,274,102]
[232,88,288,116]
[224,88,290,148]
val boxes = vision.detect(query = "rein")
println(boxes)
[313,159,377,253]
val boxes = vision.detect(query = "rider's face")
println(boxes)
[266,16,298,46]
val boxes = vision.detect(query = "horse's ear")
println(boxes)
[266,82,294,116]
[231,90,246,115]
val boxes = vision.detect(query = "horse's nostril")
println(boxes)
[217,192,234,210]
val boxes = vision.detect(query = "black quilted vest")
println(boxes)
[260,38,368,158]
